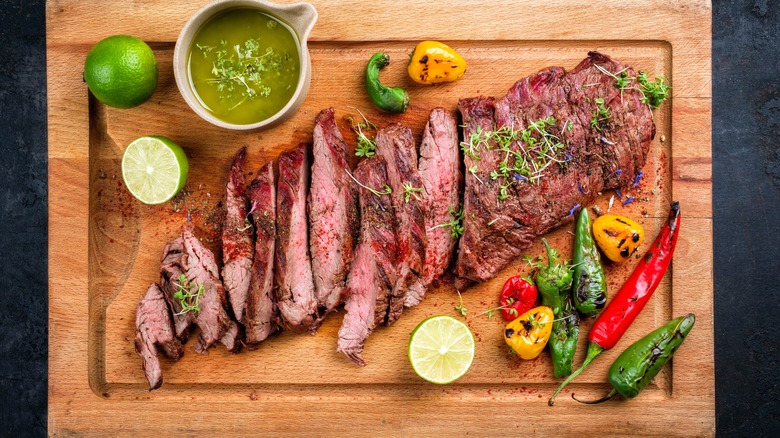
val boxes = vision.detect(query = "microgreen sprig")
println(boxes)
[347,107,377,158]
[429,205,465,238]
[172,274,204,315]
[402,182,424,202]
[345,168,392,197]
[590,97,610,132]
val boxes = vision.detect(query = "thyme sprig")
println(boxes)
[172,274,204,315]
[347,107,377,157]
[429,205,465,238]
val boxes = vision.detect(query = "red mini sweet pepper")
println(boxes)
[548,201,681,406]
[499,276,538,321]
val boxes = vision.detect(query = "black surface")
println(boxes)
[1,0,778,435]
[713,1,780,435]
[0,0,48,436]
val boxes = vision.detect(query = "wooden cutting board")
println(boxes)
[47,0,713,435]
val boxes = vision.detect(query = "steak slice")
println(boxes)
[405,108,461,307]
[309,108,359,318]
[160,237,195,341]
[374,123,426,325]
[244,162,281,346]
[134,283,183,390]
[222,147,254,324]
[337,156,397,366]
[454,52,654,287]
[275,143,319,331]
[181,226,241,353]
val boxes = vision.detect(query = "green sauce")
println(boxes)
[187,8,300,125]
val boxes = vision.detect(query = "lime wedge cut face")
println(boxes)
[121,136,188,205]
[408,315,476,384]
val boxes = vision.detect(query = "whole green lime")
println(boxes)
[83,35,158,108]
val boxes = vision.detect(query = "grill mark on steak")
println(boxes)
[406,108,462,307]
[454,51,654,287]
[181,226,242,354]
[309,108,360,321]
[275,143,319,332]
[159,237,195,342]
[374,123,426,325]
[337,156,397,366]
[134,283,183,390]
[222,147,254,324]
[244,163,281,346]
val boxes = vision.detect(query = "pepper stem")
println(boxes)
[548,342,603,406]
[572,388,618,404]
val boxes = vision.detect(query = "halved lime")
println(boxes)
[408,315,475,384]
[121,136,188,204]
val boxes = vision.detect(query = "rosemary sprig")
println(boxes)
[172,274,204,315]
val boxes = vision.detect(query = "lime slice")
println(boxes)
[121,136,188,204]
[408,315,475,384]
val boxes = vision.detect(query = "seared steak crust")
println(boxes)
[309,108,360,318]
[406,108,461,307]
[181,226,241,353]
[454,51,654,286]
[337,157,397,366]
[222,147,254,324]
[245,163,281,346]
[374,123,426,325]
[134,283,183,390]
[275,143,319,331]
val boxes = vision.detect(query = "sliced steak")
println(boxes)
[159,237,195,341]
[222,147,254,324]
[337,156,397,366]
[374,123,426,325]
[181,226,241,353]
[275,143,319,331]
[454,51,654,287]
[134,283,183,390]
[309,108,359,318]
[405,108,461,307]
[244,162,281,346]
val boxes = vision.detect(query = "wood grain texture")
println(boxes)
[47,0,713,435]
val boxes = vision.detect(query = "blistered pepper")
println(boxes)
[592,214,645,262]
[572,208,608,317]
[407,41,466,84]
[365,52,410,113]
[504,306,554,360]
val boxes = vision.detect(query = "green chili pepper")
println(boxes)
[365,52,409,113]
[549,295,580,377]
[574,313,695,404]
[530,238,578,377]
[571,208,608,317]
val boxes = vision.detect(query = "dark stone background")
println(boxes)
[1,0,777,435]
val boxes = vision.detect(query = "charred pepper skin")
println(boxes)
[533,239,578,378]
[407,41,467,84]
[365,52,410,114]
[549,295,580,378]
[548,201,681,406]
[571,208,608,317]
[574,314,695,404]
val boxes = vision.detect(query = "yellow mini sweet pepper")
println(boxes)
[592,214,645,262]
[408,41,466,84]
[504,306,554,360]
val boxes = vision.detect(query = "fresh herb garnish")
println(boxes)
[430,205,465,238]
[590,97,610,132]
[402,182,423,202]
[459,116,568,201]
[347,107,378,157]
[637,72,671,109]
[345,168,392,197]
[172,274,204,315]
[197,38,291,110]
[455,290,468,317]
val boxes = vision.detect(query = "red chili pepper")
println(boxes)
[499,276,538,321]
[548,201,680,406]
